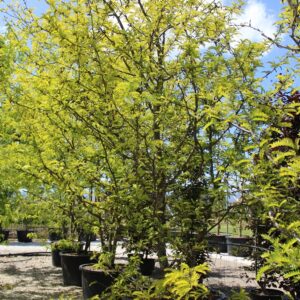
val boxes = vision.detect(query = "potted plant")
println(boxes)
[247,90,300,299]
[0,228,9,242]
[80,252,123,299]
[60,236,96,286]
[50,239,82,267]
[127,240,156,276]
[168,198,211,268]
[0,204,12,242]
[12,198,39,243]
[124,212,158,276]
[0,187,17,242]
[79,220,124,298]
[47,219,69,241]
[246,200,291,299]
[16,214,36,243]
[58,212,99,287]
[30,191,98,284]
[78,184,126,298]
[48,227,63,241]
[77,221,97,242]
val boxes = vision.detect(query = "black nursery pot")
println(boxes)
[60,252,96,286]
[250,288,285,300]
[51,249,73,267]
[207,234,227,253]
[140,258,155,276]
[0,230,9,242]
[80,263,119,300]
[128,254,155,276]
[48,231,62,241]
[17,230,33,243]
[52,249,61,267]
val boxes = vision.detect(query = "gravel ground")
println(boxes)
[0,241,259,299]
[0,255,82,299]
[205,253,259,294]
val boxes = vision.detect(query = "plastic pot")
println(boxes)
[48,231,62,241]
[17,230,34,243]
[80,263,119,299]
[52,249,62,267]
[51,249,78,268]
[140,258,155,276]
[51,249,73,267]
[60,252,96,286]
[0,230,9,242]
[250,288,284,300]
[128,254,155,276]
[206,234,227,253]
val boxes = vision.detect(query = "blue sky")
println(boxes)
[2,0,285,50]
[24,0,285,27]
[1,0,284,42]
[0,0,290,87]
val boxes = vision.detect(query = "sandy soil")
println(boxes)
[205,253,259,293]
[0,241,259,299]
[0,255,82,300]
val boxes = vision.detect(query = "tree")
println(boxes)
[1,0,267,268]
[237,1,300,295]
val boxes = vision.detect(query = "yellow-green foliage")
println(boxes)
[229,289,250,300]
[0,0,269,270]
[133,263,209,300]
[257,233,300,285]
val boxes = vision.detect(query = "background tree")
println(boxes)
[237,0,300,295]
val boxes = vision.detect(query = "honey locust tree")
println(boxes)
[1,0,267,267]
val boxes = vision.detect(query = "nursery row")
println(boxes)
[48,238,285,300]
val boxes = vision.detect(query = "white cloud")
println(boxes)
[234,0,277,41]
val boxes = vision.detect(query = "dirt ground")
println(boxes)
[0,255,82,300]
[204,253,259,294]
[0,242,259,299]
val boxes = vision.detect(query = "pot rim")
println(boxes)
[60,251,94,257]
[79,263,121,274]
[250,288,284,296]
[226,236,253,240]
[207,234,229,237]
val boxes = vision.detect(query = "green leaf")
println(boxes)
[270,138,296,150]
